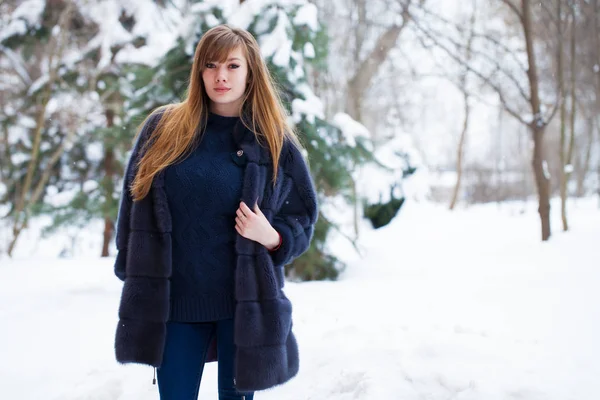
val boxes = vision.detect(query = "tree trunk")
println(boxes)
[575,117,594,197]
[522,0,551,240]
[531,126,551,240]
[557,0,568,231]
[7,2,75,257]
[346,4,412,122]
[102,213,115,257]
[101,109,116,257]
[594,0,600,206]
[562,4,576,231]
[449,88,469,210]
[7,89,51,257]
[449,0,476,211]
[348,0,368,240]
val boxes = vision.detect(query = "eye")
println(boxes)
[205,63,216,68]
[229,64,240,69]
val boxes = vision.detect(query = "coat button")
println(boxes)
[237,150,244,157]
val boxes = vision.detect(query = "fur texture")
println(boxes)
[113,112,318,391]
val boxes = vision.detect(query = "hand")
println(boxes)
[235,201,280,249]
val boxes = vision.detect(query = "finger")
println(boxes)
[236,209,246,220]
[253,203,262,215]
[240,201,253,216]
[235,216,245,227]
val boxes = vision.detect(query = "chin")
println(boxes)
[213,96,243,106]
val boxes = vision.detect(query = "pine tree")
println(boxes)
[38,1,180,257]
[1,0,416,265]
[0,0,184,257]
[0,0,103,256]
[128,0,375,280]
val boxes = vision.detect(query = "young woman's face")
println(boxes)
[202,47,249,116]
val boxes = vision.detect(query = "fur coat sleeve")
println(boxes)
[268,140,319,268]
[113,113,162,281]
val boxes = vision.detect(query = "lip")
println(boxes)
[214,87,230,93]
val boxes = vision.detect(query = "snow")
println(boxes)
[83,180,99,192]
[0,0,45,43]
[45,187,78,208]
[1,197,599,399]
[354,158,419,204]
[83,3,137,70]
[10,0,44,24]
[337,123,428,204]
[543,160,551,179]
[226,0,315,30]
[331,112,371,148]
[10,152,29,165]
[27,74,49,96]
[303,42,315,58]
[40,141,51,152]
[193,0,239,23]
[291,83,325,123]
[293,3,319,32]
[291,98,323,124]
[86,142,105,163]
[376,134,421,169]
[0,45,32,85]
[17,115,37,129]
[259,10,293,67]
[65,0,184,69]
[229,0,271,29]
[204,13,221,28]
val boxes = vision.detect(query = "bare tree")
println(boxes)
[594,0,600,205]
[449,0,477,210]
[541,0,600,205]
[574,111,596,197]
[564,2,576,229]
[554,0,576,231]
[517,0,554,240]
[346,0,425,121]
[311,0,427,239]
[345,0,426,238]
[412,0,558,240]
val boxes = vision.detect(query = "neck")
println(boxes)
[209,102,242,117]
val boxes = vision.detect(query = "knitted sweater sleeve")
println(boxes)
[269,141,318,267]
[113,112,162,281]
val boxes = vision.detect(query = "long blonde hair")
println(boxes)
[130,24,299,201]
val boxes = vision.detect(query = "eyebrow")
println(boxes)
[208,57,242,63]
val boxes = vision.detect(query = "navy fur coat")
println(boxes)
[113,111,318,391]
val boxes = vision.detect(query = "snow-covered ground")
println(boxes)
[1,197,599,399]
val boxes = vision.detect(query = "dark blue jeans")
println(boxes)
[157,319,255,400]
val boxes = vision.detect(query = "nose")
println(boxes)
[216,67,227,83]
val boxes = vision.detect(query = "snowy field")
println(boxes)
[1,197,599,400]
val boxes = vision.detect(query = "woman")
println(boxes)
[113,24,318,400]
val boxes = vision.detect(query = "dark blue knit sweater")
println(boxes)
[164,113,243,322]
